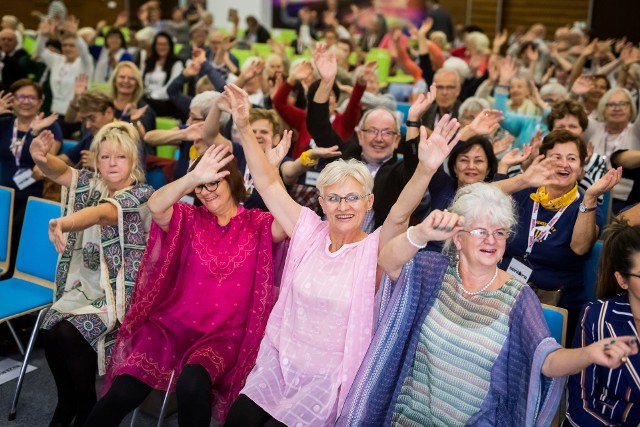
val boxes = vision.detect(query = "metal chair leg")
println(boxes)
[156,370,175,427]
[8,307,50,421]
[5,321,25,356]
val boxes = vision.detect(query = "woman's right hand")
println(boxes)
[29,130,55,164]
[499,145,532,169]
[313,43,337,83]
[190,144,234,186]
[417,114,461,173]
[414,209,465,244]
[48,218,67,253]
[0,90,15,114]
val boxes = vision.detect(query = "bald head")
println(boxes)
[0,29,17,54]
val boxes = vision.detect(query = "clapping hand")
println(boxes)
[417,114,461,172]
[190,144,234,186]
[586,167,622,199]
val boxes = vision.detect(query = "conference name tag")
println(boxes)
[507,257,533,284]
[13,168,36,190]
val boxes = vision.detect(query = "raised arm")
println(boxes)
[224,84,300,240]
[144,121,205,146]
[201,96,232,149]
[492,154,556,194]
[380,116,461,249]
[48,203,119,253]
[29,130,73,188]
[147,144,234,232]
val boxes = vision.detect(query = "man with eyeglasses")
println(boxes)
[418,68,462,130]
[0,29,30,91]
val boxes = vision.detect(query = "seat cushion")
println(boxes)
[0,278,54,319]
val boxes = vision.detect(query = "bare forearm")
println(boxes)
[492,174,528,195]
[148,172,198,227]
[313,78,334,104]
[36,153,72,185]
[280,160,308,185]
[60,203,119,231]
[144,129,186,146]
[570,193,598,255]
[612,150,640,169]
[542,347,592,377]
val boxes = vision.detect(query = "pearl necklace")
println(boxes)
[455,261,499,296]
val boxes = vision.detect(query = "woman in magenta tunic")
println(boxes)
[84,143,289,427]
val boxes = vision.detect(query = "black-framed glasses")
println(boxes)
[321,193,370,205]
[622,272,640,279]
[460,228,510,240]
[360,128,398,139]
[194,181,219,194]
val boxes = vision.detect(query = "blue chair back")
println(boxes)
[583,240,602,303]
[0,186,14,273]
[542,304,568,346]
[60,140,78,155]
[14,197,60,284]
[598,191,611,225]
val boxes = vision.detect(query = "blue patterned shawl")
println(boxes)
[336,251,565,427]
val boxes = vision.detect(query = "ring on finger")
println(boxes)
[621,356,628,364]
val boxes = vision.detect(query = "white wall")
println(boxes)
[206,0,273,32]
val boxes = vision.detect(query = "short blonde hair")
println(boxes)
[112,62,144,102]
[90,122,146,183]
[316,159,373,196]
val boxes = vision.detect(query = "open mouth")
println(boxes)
[335,214,354,220]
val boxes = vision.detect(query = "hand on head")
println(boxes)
[190,144,233,186]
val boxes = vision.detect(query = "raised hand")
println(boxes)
[192,47,207,65]
[586,336,638,370]
[492,133,515,155]
[313,43,337,82]
[581,38,598,58]
[38,19,55,37]
[524,44,539,63]
[30,130,55,163]
[183,121,205,141]
[468,109,504,136]
[48,218,67,253]
[414,209,465,244]
[499,145,532,169]
[418,17,434,38]
[571,75,594,96]
[498,56,517,85]
[129,104,149,122]
[520,154,558,188]
[493,29,508,51]
[190,144,234,185]
[31,112,60,135]
[74,73,89,97]
[356,61,377,85]
[418,114,461,172]
[223,84,251,128]
[63,15,80,35]
[309,145,342,160]
[586,167,622,198]
[265,129,292,167]
[407,83,436,121]
[290,60,314,83]
[183,62,200,77]
[0,90,14,114]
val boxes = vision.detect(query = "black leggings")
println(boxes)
[83,364,212,427]
[43,320,98,427]
[225,394,287,427]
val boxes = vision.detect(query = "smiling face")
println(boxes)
[154,35,171,58]
[453,144,489,187]
[318,177,373,236]
[509,77,529,105]
[552,114,582,136]
[61,36,79,62]
[13,85,43,119]
[357,109,400,163]
[604,90,632,127]
[114,66,138,99]
[545,141,583,195]
[195,177,236,215]
[454,218,507,271]
[96,140,134,189]
[106,33,123,52]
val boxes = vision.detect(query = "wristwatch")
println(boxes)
[405,120,421,128]
[578,203,597,213]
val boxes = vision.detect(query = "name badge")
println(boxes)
[304,171,320,187]
[507,257,533,284]
[13,168,36,190]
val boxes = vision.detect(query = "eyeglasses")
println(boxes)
[460,228,510,240]
[622,272,640,279]
[15,94,39,102]
[360,128,398,139]
[434,85,458,92]
[321,193,370,205]
[605,101,631,109]
[194,181,220,193]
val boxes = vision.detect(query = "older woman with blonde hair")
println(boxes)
[110,61,156,135]
[29,121,154,427]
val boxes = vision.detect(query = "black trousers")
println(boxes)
[225,394,287,427]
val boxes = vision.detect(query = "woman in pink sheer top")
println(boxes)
[223,83,460,427]
[84,141,291,427]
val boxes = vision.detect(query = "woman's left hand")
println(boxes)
[585,167,622,198]
[48,218,67,254]
[417,114,461,172]
[587,336,638,369]
[468,109,504,136]
[0,90,15,114]
[190,144,234,185]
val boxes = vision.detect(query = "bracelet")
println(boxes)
[406,226,427,249]
[405,120,421,128]
[298,150,319,167]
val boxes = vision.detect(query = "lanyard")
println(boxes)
[525,194,577,256]
[9,119,30,167]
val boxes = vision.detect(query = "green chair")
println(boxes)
[89,81,112,93]
[252,42,271,58]
[95,36,105,47]
[174,43,183,55]
[365,48,391,85]
[23,36,37,56]
[155,117,179,160]
[230,48,255,69]
[271,28,297,45]
[388,69,415,85]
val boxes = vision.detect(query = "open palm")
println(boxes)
[418,114,461,172]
